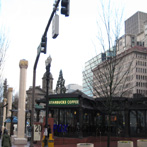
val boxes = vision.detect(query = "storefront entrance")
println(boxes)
[52,108,79,137]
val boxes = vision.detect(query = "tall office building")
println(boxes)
[93,46,147,98]
[83,11,147,97]
[93,11,147,98]
[117,12,147,55]
[125,11,147,35]
[82,50,116,97]
[82,53,106,96]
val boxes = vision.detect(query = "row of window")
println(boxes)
[136,54,147,59]
[137,41,144,47]
[137,89,147,95]
[136,82,147,88]
[136,68,147,73]
[136,75,147,80]
[136,61,147,66]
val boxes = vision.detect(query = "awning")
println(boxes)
[5,116,29,125]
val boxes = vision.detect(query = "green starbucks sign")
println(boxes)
[49,98,79,105]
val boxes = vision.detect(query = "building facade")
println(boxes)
[26,72,53,123]
[117,11,147,55]
[125,11,147,35]
[93,46,147,98]
[35,90,147,138]
[82,47,117,97]
[82,53,106,97]
[83,11,147,97]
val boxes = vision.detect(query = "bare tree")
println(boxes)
[0,28,9,101]
[82,0,137,147]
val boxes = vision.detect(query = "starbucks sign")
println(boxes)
[49,98,79,105]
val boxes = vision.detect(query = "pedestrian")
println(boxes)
[1,129,11,147]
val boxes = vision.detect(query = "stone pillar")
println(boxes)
[2,98,7,133]
[14,59,28,145]
[6,88,13,134]
[7,88,13,117]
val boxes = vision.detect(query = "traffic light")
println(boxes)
[61,0,70,16]
[41,36,47,54]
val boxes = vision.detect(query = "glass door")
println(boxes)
[130,110,146,137]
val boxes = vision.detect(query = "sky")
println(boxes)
[0,0,147,95]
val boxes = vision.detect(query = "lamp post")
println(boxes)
[44,56,52,146]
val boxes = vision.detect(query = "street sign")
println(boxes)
[34,124,42,141]
[52,14,59,39]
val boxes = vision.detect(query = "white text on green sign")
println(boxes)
[49,98,79,105]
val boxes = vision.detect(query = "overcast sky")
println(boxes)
[0,0,147,95]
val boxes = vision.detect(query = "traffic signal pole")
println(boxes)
[43,0,60,38]
[30,1,61,146]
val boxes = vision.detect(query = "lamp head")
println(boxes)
[45,55,52,66]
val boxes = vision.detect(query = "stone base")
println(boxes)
[117,141,133,147]
[11,135,17,143]
[14,137,27,145]
[137,139,147,147]
[77,143,94,147]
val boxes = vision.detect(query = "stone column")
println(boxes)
[14,59,28,145]
[2,98,7,133]
[6,88,13,134]
[7,88,13,117]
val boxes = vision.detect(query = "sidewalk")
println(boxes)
[0,138,110,147]
[0,139,29,147]
[0,136,140,147]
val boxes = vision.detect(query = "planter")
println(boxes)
[77,143,94,147]
[137,139,147,147]
[117,141,133,147]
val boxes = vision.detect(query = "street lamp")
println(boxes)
[44,56,52,146]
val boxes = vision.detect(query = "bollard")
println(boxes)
[48,133,54,147]
[42,135,45,147]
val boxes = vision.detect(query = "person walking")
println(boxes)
[1,129,11,147]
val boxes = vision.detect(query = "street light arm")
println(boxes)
[43,0,61,37]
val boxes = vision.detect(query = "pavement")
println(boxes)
[0,138,113,147]
[0,140,109,147]
[0,139,29,147]
[0,136,140,147]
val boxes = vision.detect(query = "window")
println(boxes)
[119,41,122,46]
